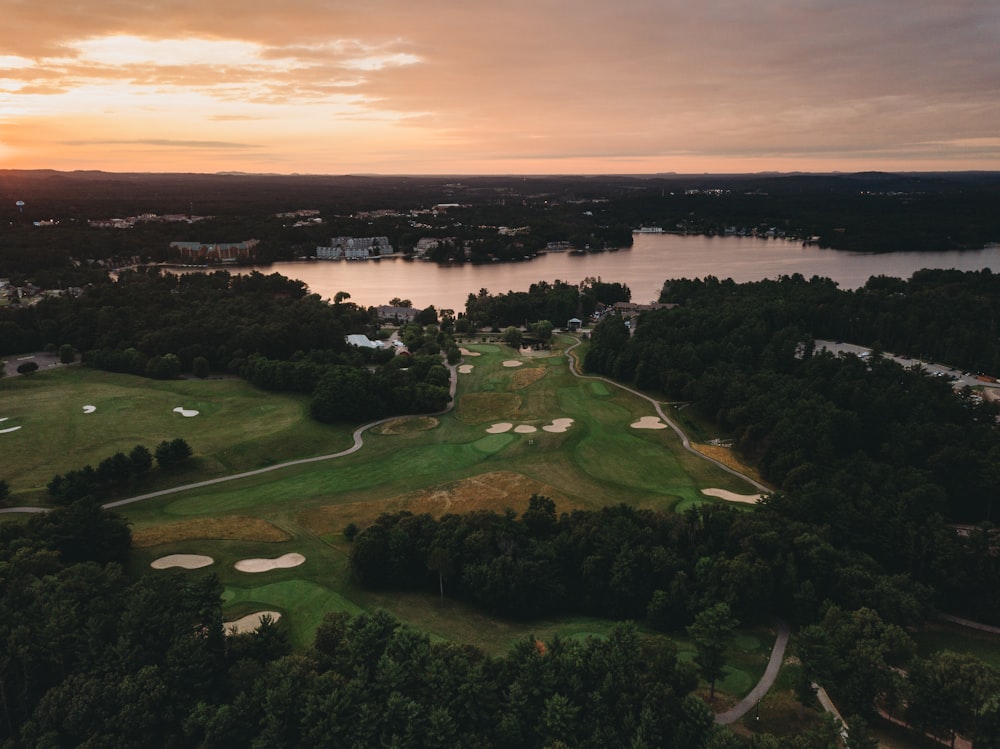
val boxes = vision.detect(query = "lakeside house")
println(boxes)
[170,240,259,262]
[317,236,393,259]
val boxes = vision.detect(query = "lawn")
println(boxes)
[0,366,354,503]
[4,338,770,694]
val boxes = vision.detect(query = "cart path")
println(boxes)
[563,337,770,493]
[714,620,790,725]
[1,363,457,513]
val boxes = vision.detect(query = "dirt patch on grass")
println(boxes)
[132,517,292,548]
[151,554,214,569]
[225,611,282,634]
[457,392,522,423]
[371,416,439,436]
[235,552,305,572]
[691,443,765,485]
[300,470,579,534]
[510,367,546,389]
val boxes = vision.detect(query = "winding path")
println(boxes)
[714,620,790,725]
[562,337,770,493]
[1,363,458,514]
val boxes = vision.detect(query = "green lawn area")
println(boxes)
[3,337,770,698]
[0,366,354,504]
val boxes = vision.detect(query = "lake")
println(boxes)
[213,234,1000,311]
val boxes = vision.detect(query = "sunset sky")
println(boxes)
[1,0,998,175]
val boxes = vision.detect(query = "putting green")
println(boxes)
[224,579,364,649]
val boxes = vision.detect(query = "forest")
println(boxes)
[0,268,453,426]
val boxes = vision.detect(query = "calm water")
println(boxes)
[218,234,1000,311]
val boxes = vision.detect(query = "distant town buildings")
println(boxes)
[90,213,208,229]
[170,240,259,262]
[316,236,394,259]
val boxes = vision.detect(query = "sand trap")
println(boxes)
[631,416,668,430]
[458,364,474,374]
[0,425,22,434]
[502,360,523,367]
[225,611,282,635]
[486,422,514,434]
[514,424,538,433]
[173,407,200,417]
[234,552,306,573]
[542,418,574,433]
[459,348,481,357]
[82,405,96,414]
[701,488,766,505]
[150,553,214,569]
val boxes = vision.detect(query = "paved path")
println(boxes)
[714,620,790,725]
[563,337,770,493]
[1,362,458,514]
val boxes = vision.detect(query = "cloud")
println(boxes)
[0,0,997,172]
[63,139,257,149]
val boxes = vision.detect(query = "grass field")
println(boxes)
[4,335,779,699]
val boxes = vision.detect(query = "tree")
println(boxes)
[129,444,153,474]
[0,479,9,502]
[58,343,75,364]
[427,547,453,605]
[529,320,554,341]
[155,438,193,469]
[16,361,38,375]
[192,355,210,379]
[501,326,523,349]
[687,602,739,701]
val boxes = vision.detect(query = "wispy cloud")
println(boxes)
[0,0,997,173]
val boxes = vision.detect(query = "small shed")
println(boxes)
[567,317,582,332]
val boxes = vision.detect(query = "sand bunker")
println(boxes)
[225,611,282,635]
[82,405,96,413]
[543,418,574,433]
[234,552,306,573]
[458,364,474,374]
[0,417,22,434]
[502,360,524,368]
[514,424,538,433]
[631,416,668,430]
[173,407,200,417]
[150,553,214,570]
[486,422,514,434]
[701,488,766,505]
[459,347,481,357]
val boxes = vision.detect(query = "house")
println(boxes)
[377,305,420,323]
[170,239,259,262]
[317,236,394,259]
[346,334,383,349]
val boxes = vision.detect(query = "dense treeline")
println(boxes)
[0,503,740,748]
[0,268,363,368]
[587,272,1000,521]
[463,278,631,329]
[46,439,192,504]
[581,273,1000,624]
[348,495,1000,745]
[350,497,939,628]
